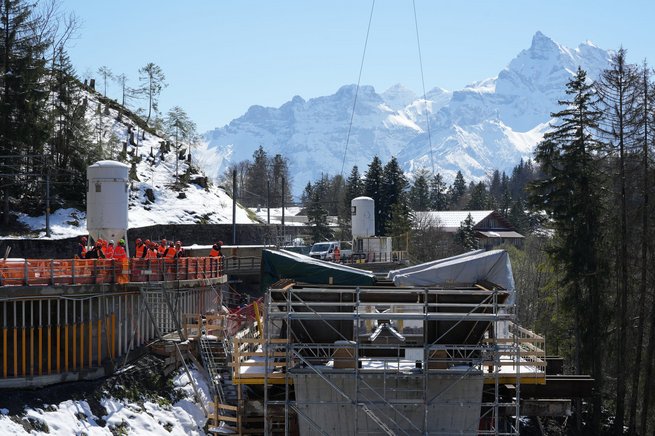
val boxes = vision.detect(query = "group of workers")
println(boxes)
[75,237,224,260]
[75,237,127,260]
[75,236,183,260]
[133,238,186,259]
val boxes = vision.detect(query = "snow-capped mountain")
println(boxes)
[202,32,612,194]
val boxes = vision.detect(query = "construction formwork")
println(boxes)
[259,283,546,436]
[0,278,223,387]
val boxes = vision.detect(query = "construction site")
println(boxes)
[0,161,591,435]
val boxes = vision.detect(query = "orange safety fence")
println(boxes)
[0,257,223,287]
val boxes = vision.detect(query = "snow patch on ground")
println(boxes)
[0,368,211,435]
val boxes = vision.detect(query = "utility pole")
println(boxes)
[267,180,270,225]
[45,173,51,237]
[232,169,237,245]
[281,176,285,245]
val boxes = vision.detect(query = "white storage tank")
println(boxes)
[87,160,129,250]
[351,196,375,238]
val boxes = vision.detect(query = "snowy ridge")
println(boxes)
[202,32,612,194]
[13,87,258,239]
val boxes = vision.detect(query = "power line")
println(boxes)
[413,0,435,175]
[340,0,376,179]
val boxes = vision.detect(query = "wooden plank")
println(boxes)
[209,402,239,411]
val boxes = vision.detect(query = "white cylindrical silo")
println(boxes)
[87,160,129,250]
[351,196,375,238]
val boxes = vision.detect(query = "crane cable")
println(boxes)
[340,0,376,179]
[412,0,435,174]
[340,1,435,177]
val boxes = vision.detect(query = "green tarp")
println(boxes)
[260,249,376,292]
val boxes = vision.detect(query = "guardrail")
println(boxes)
[0,257,223,287]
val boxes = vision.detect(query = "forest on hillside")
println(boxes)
[0,0,197,232]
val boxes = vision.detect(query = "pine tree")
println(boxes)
[455,213,477,250]
[409,168,431,211]
[0,0,51,224]
[270,154,291,208]
[243,146,268,207]
[388,199,412,251]
[639,62,655,435]
[306,190,332,243]
[50,47,95,206]
[363,156,384,235]
[449,170,467,209]
[529,67,607,432]
[429,173,448,211]
[595,49,641,433]
[466,181,488,210]
[380,157,408,236]
[342,165,363,226]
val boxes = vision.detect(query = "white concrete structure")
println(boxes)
[86,160,129,251]
[351,196,375,238]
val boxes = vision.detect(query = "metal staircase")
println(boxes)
[199,319,242,433]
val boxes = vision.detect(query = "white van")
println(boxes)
[309,241,352,261]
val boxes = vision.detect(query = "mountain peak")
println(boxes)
[530,31,559,53]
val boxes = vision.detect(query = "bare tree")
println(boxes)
[138,62,167,125]
[97,65,113,97]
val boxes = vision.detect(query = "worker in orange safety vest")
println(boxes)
[158,239,167,257]
[145,241,158,259]
[134,238,146,258]
[105,240,115,259]
[113,239,128,260]
[209,241,223,257]
[164,241,177,258]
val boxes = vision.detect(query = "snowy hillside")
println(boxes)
[13,87,258,239]
[202,32,612,193]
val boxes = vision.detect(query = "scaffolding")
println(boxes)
[257,282,546,436]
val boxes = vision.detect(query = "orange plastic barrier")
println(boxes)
[0,257,222,287]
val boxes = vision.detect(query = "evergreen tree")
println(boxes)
[488,170,503,205]
[342,165,363,226]
[270,154,291,208]
[529,68,607,431]
[409,168,431,211]
[244,146,268,207]
[0,0,51,224]
[363,156,384,235]
[455,213,477,250]
[388,198,412,251]
[429,173,448,211]
[380,157,408,236]
[639,61,655,435]
[595,50,642,434]
[306,190,332,243]
[300,182,313,208]
[50,47,95,206]
[449,170,467,209]
[466,181,488,210]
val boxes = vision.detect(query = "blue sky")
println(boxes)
[60,0,654,133]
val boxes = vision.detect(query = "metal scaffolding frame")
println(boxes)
[261,283,541,436]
